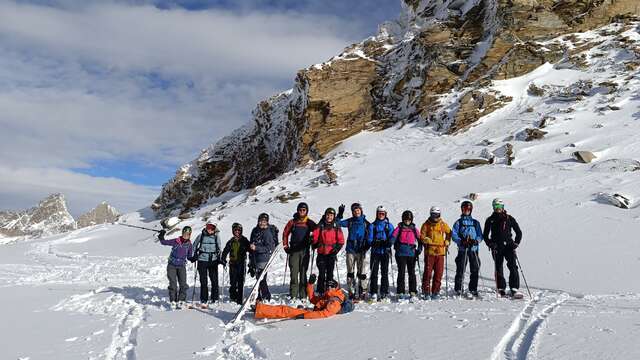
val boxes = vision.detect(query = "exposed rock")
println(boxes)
[76,202,119,228]
[528,83,545,96]
[590,159,640,172]
[468,193,479,201]
[495,143,516,165]
[152,0,640,216]
[0,194,76,238]
[456,158,491,170]
[520,128,548,141]
[596,192,632,209]
[573,151,597,163]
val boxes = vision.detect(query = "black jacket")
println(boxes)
[221,236,250,265]
[483,212,522,249]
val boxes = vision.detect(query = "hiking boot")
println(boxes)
[430,294,441,300]
[498,289,507,297]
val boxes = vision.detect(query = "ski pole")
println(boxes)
[117,223,162,232]
[310,249,316,276]
[282,253,289,287]
[445,248,449,300]
[415,254,422,296]
[390,251,396,289]
[462,246,469,295]
[492,249,499,298]
[190,261,198,304]
[334,254,341,287]
[514,250,532,299]
[222,264,227,302]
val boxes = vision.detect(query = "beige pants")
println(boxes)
[346,253,369,297]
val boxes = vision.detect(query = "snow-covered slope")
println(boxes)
[2,20,640,360]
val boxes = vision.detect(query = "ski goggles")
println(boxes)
[492,204,505,210]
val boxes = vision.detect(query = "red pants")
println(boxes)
[255,303,308,319]
[422,255,444,295]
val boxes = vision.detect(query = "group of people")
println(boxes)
[157,198,524,317]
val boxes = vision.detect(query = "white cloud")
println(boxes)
[0,1,365,214]
[0,166,159,216]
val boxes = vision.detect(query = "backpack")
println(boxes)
[340,299,355,314]
[398,224,420,246]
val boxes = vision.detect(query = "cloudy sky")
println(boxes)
[0,0,400,216]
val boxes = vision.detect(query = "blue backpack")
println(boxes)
[340,299,355,314]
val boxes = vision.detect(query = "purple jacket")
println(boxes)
[160,236,193,267]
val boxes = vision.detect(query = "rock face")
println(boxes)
[0,194,76,238]
[153,0,640,217]
[76,202,120,228]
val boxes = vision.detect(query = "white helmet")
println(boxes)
[429,206,441,214]
[492,198,505,209]
[376,205,387,214]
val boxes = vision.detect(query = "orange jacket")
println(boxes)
[419,218,452,256]
[304,283,345,319]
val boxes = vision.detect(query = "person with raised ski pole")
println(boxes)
[419,206,452,300]
[337,202,373,300]
[221,223,251,305]
[391,210,422,300]
[368,206,394,302]
[282,202,317,300]
[158,226,194,309]
[249,213,279,301]
[483,198,524,299]
[452,201,484,298]
[311,208,345,294]
[189,222,222,308]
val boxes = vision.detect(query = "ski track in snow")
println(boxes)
[491,291,569,360]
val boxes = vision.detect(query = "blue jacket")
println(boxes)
[369,218,394,255]
[192,229,222,262]
[391,223,422,257]
[451,215,483,252]
[338,215,373,254]
[249,225,278,268]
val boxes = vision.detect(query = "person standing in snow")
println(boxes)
[221,223,251,304]
[190,222,222,307]
[249,213,279,301]
[282,202,317,299]
[419,207,452,299]
[483,199,523,298]
[452,201,483,297]
[158,226,194,308]
[391,210,422,298]
[312,208,345,294]
[337,202,373,300]
[368,205,395,301]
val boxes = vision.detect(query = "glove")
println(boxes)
[311,242,319,250]
[248,265,256,278]
[220,260,227,267]
[188,256,196,263]
[295,314,305,320]
[337,204,345,219]
[331,244,341,254]
[284,246,291,254]
[308,274,317,284]
[512,242,519,249]
[158,229,166,240]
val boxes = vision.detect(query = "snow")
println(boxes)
[2,20,640,360]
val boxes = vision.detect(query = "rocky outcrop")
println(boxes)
[0,194,76,238]
[152,0,640,217]
[76,202,120,228]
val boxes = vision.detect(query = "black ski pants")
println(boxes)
[316,254,336,294]
[197,260,219,303]
[493,247,520,290]
[454,249,480,293]
[395,255,417,295]
[369,252,390,297]
[228,262,245,305]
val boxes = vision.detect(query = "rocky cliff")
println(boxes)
[152,0,640,217]
[76,202,120,228]
[0,194,76,238]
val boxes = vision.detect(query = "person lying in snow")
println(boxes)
[254,274,352,320]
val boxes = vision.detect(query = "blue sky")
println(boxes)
[0,0,400,215]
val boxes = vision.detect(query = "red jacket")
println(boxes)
[312,221,344,255]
